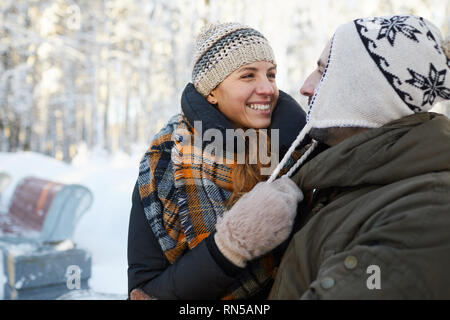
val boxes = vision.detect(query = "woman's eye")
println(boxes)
[241,73,254,79]
[268,73,276,79]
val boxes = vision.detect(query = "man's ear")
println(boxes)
[206,91,218,105]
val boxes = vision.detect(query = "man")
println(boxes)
[266,15,450,299]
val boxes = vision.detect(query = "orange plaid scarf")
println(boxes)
[139,114,298,299]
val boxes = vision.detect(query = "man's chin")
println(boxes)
[309,127,331,146]
[310,126,368,147]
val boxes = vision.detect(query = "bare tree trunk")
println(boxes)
[124,74,131,154]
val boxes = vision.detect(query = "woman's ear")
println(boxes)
[206,91,218,105]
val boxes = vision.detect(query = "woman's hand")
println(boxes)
[214,176,303,267]
[130,288,157,300]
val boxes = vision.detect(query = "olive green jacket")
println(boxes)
[270,112,450,299]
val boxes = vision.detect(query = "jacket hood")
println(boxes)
[180,83,308,155]
[292,112,450,191]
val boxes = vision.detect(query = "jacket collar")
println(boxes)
[292,112,450,191]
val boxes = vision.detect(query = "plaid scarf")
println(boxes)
[138,112,300,299]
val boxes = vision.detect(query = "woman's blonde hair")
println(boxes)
[226,129,271,208]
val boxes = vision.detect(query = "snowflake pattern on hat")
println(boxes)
[375,15,422,46]
[406,63,450,106]
[355,15,450,112]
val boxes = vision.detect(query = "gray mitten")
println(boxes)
[214,176,303,267]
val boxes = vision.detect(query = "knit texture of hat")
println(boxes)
[269,15,450,183]
[192,22,275,97]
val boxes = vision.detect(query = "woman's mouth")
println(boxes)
[246,103,271,112]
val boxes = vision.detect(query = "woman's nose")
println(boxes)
[255,78,275,95]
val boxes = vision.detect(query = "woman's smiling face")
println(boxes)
[207,61,279,129]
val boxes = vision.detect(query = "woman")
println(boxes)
[127,22,307,300]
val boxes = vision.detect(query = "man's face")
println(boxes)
[300,40,331,105]
[300,40,367,146]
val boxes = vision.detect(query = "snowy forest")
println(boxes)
[0,0,449,162]
[0,0,449,299]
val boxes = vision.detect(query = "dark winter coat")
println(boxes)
[127,83,307,299]
[269,112,450,299]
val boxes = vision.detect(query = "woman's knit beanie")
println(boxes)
[191,22,275,97]
[269,15,450,183]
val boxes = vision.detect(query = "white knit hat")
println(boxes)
[191,22,275,97]
[269,15,450,183]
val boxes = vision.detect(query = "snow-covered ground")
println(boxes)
[0,144,148,299]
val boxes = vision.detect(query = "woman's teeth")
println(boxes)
[247,104,270,111]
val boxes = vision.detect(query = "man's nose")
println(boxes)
[300,74,316,97]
